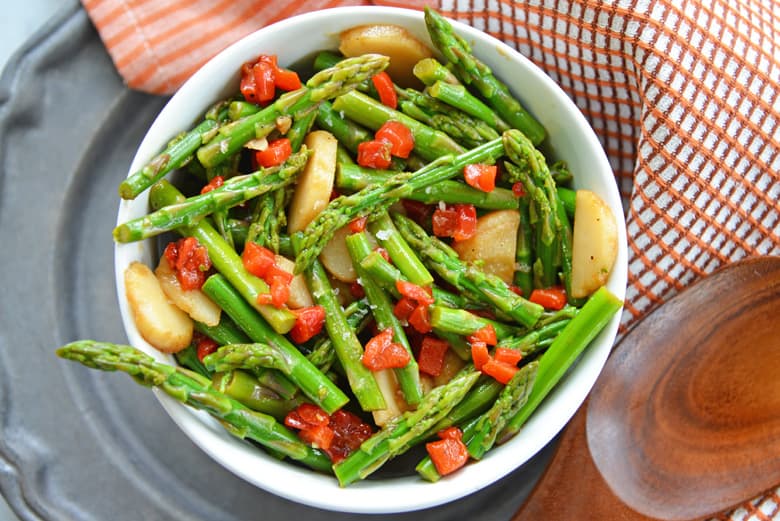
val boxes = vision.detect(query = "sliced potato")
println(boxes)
[274,255,314,309]
[339,24,434,88]
[570,190,618,298]
[125,261,193,353]
[371,369,408,427]
[452,209,521,284]
[155,256,221,327]
[287,130,338,233]
[320,225,359,283]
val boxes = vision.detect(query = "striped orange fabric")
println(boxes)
[80,0,779,517]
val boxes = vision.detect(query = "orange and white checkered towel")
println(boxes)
[81,0,780,517]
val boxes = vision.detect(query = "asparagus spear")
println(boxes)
[291,134,506,274]
[211,370,305,421]
[56,340,332,472]
[114,149,310,243]
[174,345,211,379]
[228,100,261,120]
[345,231,423,406]
[306,299,372,373]
[148,180,297,334]
[428,305,521,340]
[197,54,389,167]
[305,258,386,411]
[392,213,544,328]
[201,273,350,414]
[427,80,510,132]
[367,212,433,287]
[118,104,226,200]
[424,7,546,145]
[498,286,622,442]
[202,343,294,376]
[416,361,538,481]
[331,90,465,161]
[333,368,481,486]
[513,196,535,296]
[413,57,461,86]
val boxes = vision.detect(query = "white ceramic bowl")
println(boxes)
[115,6,628,514]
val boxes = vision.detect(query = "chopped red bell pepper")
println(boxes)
[350,281,366,299]
[252,60,276,104]
[374,246,391,262]
[200,175,224,194]
[481,358,519,384]
[393,296,417,321]
[285,403,330,430]
[349,216,368,233]
[418,336,450,376]
[163,237,212,290]
[426,426,469,476]
[407,303,432,334]
[529,287,568,310]
[273,67,302,91]
[255,138,292,168]
[289,306,326,344]
[395,280,435,305]
[512,181,526,197]
[470,341,490,371]
[357,140,393,169]
[432,203,477,242]
[463,163,497,192]
[195,335,219,362]
[467,324,497,346]
[362,327,411,371]
[242,242,276,279]
[371,71,397,109]
[376,120,414,158]
[401,199,433,225]
[325,410,374,463]
[494,347,523,366]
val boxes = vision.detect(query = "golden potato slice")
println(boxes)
[287,130,338,233]
[274,255,314,309]
[319,225,358,283]
[339,24,434,88]
[570,190,618,298]
[452,209,521,284]
[125,261,193,353]
[371,369,408,427]
[155,256,221,327]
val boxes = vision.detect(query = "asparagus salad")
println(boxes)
[58,8,622,486]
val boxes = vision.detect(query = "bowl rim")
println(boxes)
[114,5,628,514]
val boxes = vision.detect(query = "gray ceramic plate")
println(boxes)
[0,2,554,519]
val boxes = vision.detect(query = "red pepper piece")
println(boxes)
[242,242,276,279]
[371,71,397,109]
[395,280,434,305]
[463,163,497,192]
[376,120,414,158]
[512,181,526,197]
[467,324,497,346]
[195,335,219,362]
[163,237,212,290]
[298,423,334,450]
[349,216,368,233]
[274,67,302,91]
[470,341,490,371]
[252,60,276,104]
[200,175,224,194]
[289,305,326,344]
[393,297,417,321]
[255,138,292,168]
[494,347,523,366]
[408,303,433,334]
[529,287,568,310]
[432,203,477,242]
[426,427,469,476]
[357,140,393,169]
[325,410,374,463]
[362,327,411,371]
[482,359,519,384]
[418,336,450,376]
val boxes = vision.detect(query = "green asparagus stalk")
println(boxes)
[211,370,305,420]
[413,57,461,86]
[114,149,310,242]
[315,101,374,153]
[333,369,481,486]
[331,90,465,161]
[56,340,331,472]
[202,343,294,377]
[306,299,372,373]
[495,314,573,357]
[201,273,349,414]
[194,314,251,345]
[246,185,290,252]
[119,117,219,200]
[287,110,317,152]
[305,258,386,411]
[513,196,535,296]
[174,345,212,379]
[498,286,622,442]
[424,7,546,145]
[416,361,538,481]
[367,212,433,286]
[228,100,261,120]
[312,50,343,72]
[197,54,389,167]
[427,80,510,132]
[392,213,544,328]
[428,305,521,340]
[345,232,423,405]
[292,134,506,274]
[148,180,297,333]
[557,186,576,218]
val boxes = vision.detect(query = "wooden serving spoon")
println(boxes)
[514,256,780,521]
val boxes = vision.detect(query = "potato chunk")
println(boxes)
[319,225,359,283]
[125,261,193,353]
[274,255,314,309]
[287,130,338,233]
[339,24,434,88]
[452,209,521,284]
[155,256,221,327]
[570,190,618,298]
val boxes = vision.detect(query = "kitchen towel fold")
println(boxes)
[80,0,779,518]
